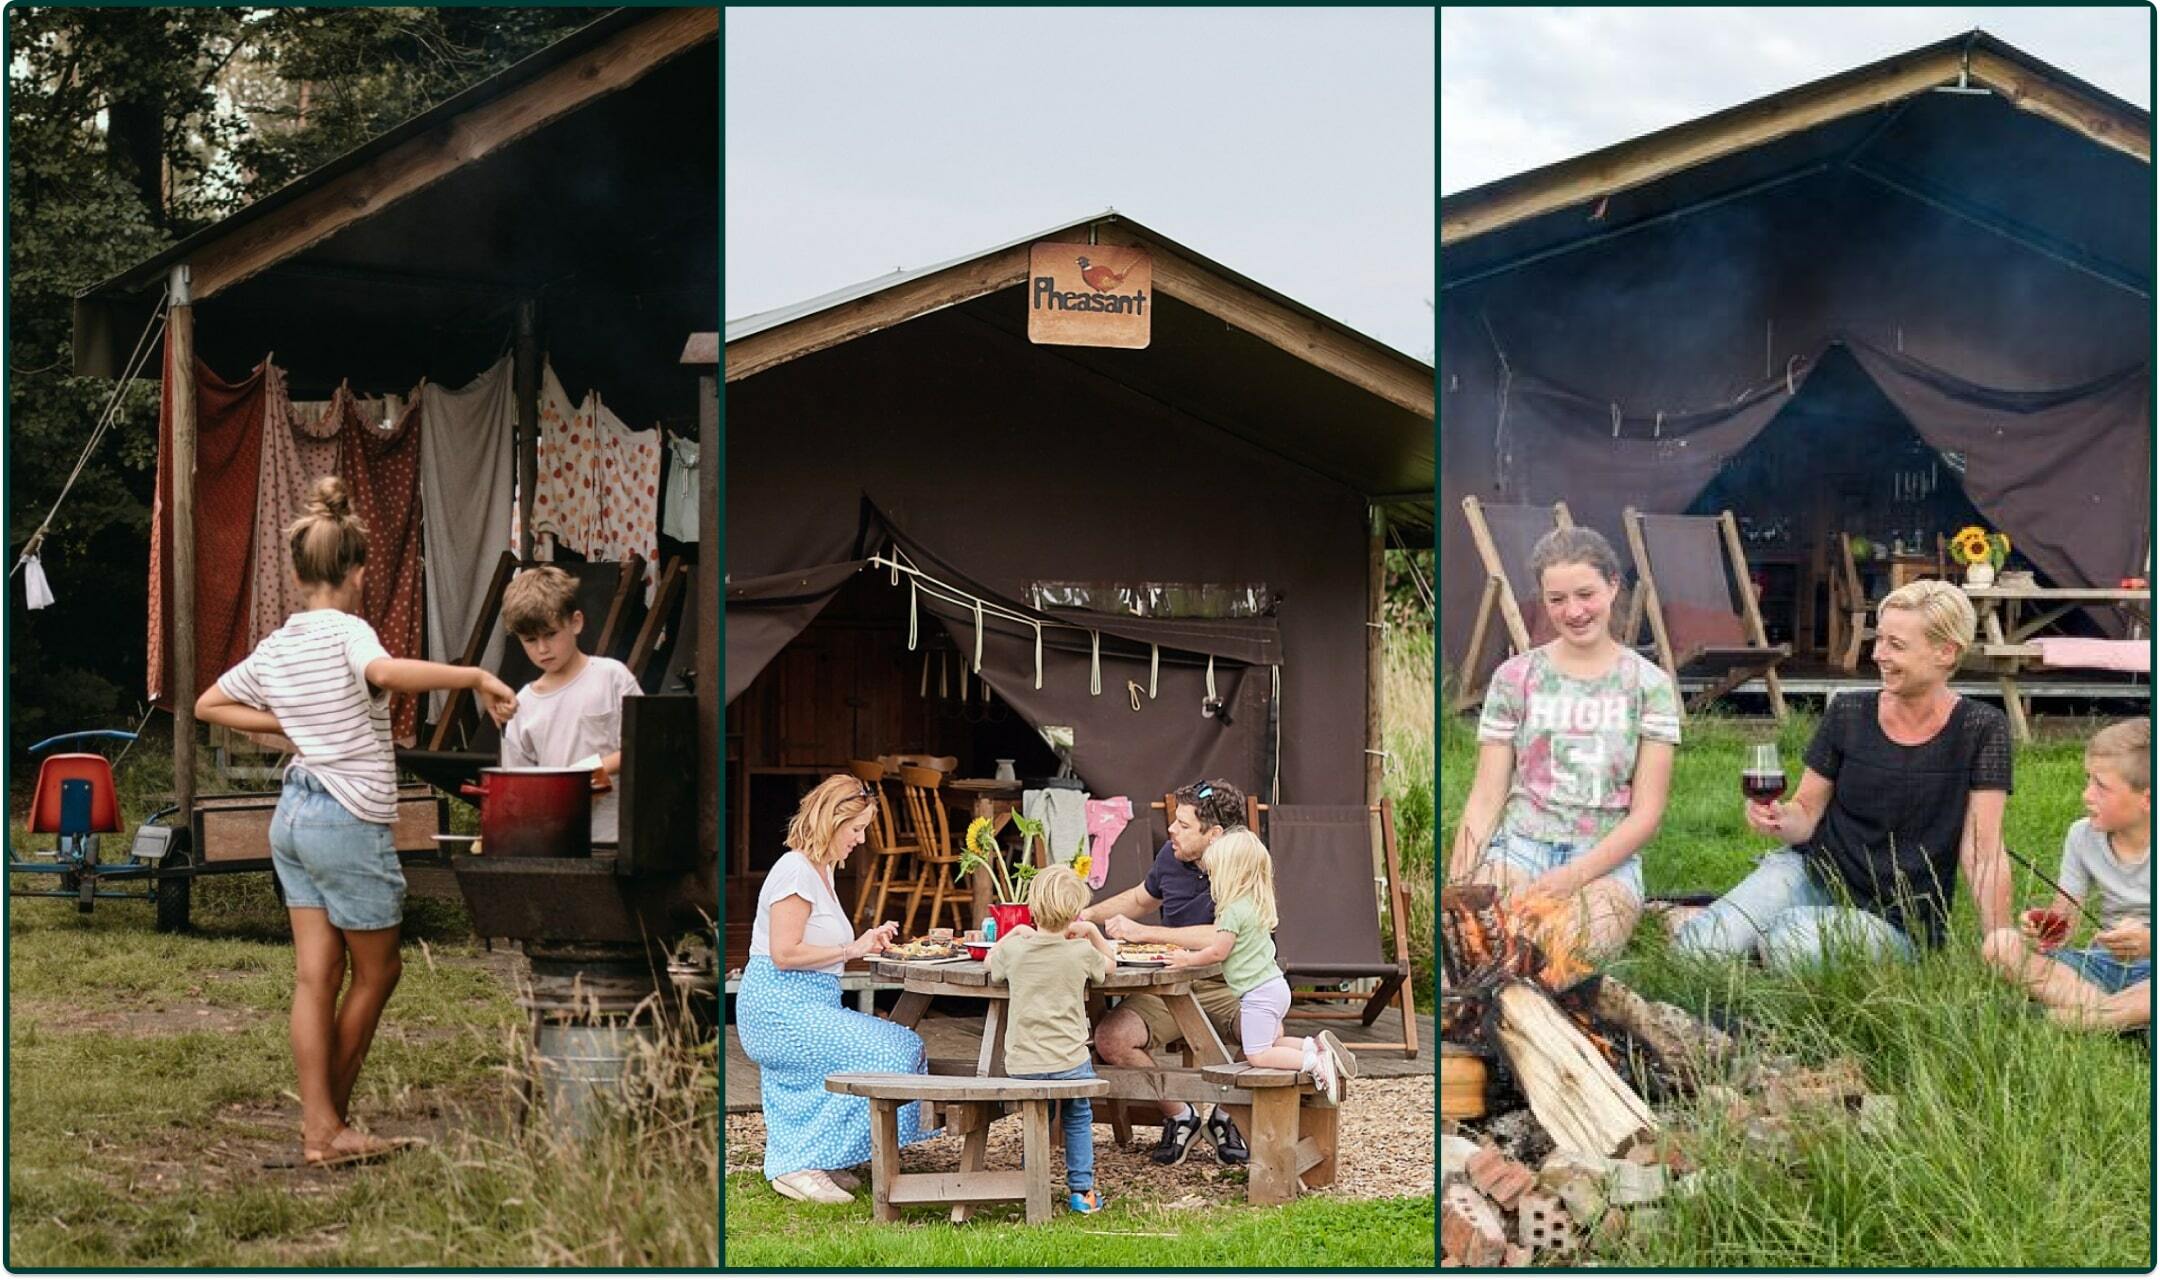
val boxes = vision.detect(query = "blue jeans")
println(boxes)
[269,768,404,931]
[2053,948,2154,995]
[1011,1061,1095,1192]
[1485,830,1645,903]
[1673,849,1915,970]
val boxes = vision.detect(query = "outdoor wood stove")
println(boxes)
[450,694,714,1128]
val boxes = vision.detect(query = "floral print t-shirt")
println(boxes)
[1478,647,1682,842]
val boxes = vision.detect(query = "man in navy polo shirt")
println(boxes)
[1081,778,1250,1166]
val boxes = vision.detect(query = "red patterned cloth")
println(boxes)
[147,348,270,705]
[530,362,595,552]
[336,391,428,744]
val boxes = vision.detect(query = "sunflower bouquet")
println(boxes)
[956,815,1043,904]
[1949,525,2011,571]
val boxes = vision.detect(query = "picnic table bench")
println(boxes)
[1963,584,2152,741]
[827,1071,1109,1224]
[867,956,1342,1209]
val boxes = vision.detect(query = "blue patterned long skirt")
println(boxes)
[736,957,938,1179]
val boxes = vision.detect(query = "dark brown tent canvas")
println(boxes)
[1440,34,2153,676]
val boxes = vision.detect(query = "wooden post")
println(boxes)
[514,301,539,560]
[696,371,719,861]
[1366,506,1385,811]
[168,265,198,822]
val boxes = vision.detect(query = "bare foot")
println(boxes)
[1649,902,1705,939]
[302,1127,421,1168]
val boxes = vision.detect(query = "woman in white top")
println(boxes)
[736,774,936,1204]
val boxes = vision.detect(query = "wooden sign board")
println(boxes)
[1026,243,1151,349]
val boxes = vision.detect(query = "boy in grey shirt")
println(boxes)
[1983,718,2150,1029]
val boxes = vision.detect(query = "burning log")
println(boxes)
[1490,981,1658,1159]
[1589,977,1735,1093]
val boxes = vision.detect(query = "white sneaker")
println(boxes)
[1318,1030,1360,1083]
[771,1169,854,1204]
[1308,1043,1342,1104]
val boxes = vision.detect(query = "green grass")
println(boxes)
[8,763,716,1268]
[724,1174,1433,1268]
[1442,704,2153,1268]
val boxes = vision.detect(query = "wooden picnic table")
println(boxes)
[1963,583,2152,741]
[869,955,1340,1208]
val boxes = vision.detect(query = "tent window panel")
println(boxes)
[1028,581,1276,618]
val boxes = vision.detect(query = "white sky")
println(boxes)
[725,7,1437,360]
[1442,6,2153,194]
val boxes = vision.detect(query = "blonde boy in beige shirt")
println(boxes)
[988,867,1116,1214]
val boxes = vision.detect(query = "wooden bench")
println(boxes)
[826,1072,1109,1225]
[1198,1062,1340,1205]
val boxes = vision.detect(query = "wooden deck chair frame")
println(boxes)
[625,555,688,680]
[1827,534,1879,673]
[1453,496,1574,713]
[425,551,646,750]
[1277,797,1419,1058]
[1620,507,1789,722]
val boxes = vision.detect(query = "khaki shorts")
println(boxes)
[1115,977,1242,1055]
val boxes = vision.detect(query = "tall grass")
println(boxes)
[1383,621,1436,1006]
[1441,699,2153,1267]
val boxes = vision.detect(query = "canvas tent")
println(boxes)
[1439,32,2153,679]
[724,211,1434,907]
[74,9,720,846]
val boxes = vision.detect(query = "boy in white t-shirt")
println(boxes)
[497,566,643,844]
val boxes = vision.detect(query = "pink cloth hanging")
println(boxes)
[588,395,663,601]
[249,378,349,648]
[529,362,596,553]
[1083,796,1133,890]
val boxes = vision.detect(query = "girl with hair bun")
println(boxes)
[195,476,521,1167]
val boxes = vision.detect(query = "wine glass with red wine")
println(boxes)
[1742,743,1788,804]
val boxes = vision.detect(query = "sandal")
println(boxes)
[302,1128,422,1169]
[771,1169,853,1204]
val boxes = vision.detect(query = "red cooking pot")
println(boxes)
[460,767,594,859]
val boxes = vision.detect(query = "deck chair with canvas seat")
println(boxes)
[1268,798,1419,1058]
[1620,508,1789,721]
[397,552,645,795]
[1453,496,1574,712]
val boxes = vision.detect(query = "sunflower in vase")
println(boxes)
[1950,525,2011,587]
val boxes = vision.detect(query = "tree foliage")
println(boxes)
[7,7,602,752]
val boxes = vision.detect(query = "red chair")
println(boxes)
[29,753,123,837]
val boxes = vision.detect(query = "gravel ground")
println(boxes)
[726,1075,1435,1205]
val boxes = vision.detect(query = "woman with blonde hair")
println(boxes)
[735,774,937,1204]
[1672,579,2015,968]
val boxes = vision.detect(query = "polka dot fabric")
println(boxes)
[338,393,427,745]
[588,396,663,601]
[531,363,596,553]
[735,957,940,1179]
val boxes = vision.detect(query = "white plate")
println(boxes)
[884,953,972,966]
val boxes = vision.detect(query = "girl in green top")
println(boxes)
[1165,831,1358,1102]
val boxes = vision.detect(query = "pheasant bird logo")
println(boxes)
[1075,255,1136,293]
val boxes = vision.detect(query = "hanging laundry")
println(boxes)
[338,392,427,745]
[249,373,347,648]
[1082,796,1133,890]
[23,553,54,610]
[420,357,516,716]
[589,394,663,601]
[148,350,271,705]
[1023,787,1090,871]
[662,434,699,543]
[529,360,597,554]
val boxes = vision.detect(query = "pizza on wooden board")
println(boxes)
[882,937,966,961]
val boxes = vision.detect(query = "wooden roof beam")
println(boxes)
[1092,225,1434,420]
[1967,48,2151,163]
[186,8,717,302]
[723,246,1031,382]
[1443,48,1963,246]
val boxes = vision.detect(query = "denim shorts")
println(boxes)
[2053,947,2154,995]
[1484,831,1645,903]
[269,768,405,931]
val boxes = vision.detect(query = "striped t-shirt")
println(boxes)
[217,609,398,824]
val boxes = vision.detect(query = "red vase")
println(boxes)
[989,902,1033,937]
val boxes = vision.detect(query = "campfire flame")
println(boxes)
[1440,885,1615,1064]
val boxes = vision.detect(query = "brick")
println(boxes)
[1468,1145,1537,1210]
[1607,1159,1668,1206]
[1442,1134,1481,1182]
[1516,1188,1578,1255]
[1443,1180,1508,1268]
[1503,1244,1534,1268]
